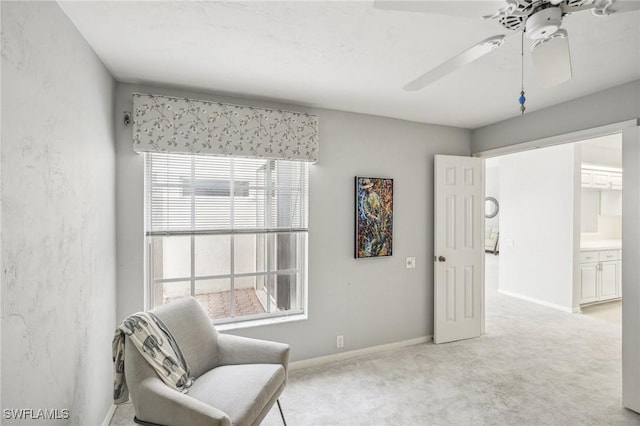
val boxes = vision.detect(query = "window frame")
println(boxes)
[144,153,309,327]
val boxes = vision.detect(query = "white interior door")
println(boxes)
[434,155,484,344]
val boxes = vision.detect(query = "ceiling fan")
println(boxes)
[375,0,640,90]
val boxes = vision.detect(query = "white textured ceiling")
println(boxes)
[58,1,640,129]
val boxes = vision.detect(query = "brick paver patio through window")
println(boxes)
[167,288,266,319]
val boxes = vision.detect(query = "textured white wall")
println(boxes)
[115,82,471,362]
[497,144,576,311]
[1,2,115,424]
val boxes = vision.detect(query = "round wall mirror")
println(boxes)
[485,197,499,218]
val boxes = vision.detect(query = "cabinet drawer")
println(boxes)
[581,170,593,187]
[599,250,620,261]
[580,251,599,263]
[592,172,610,188]
[610,173,622,190]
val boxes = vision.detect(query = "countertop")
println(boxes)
[580,239,622,251]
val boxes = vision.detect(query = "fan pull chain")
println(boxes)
[519,29,526,115]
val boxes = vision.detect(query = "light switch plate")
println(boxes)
[406,257,416,269]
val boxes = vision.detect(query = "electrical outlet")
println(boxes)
[406,257,416,269]
[336,335,344,348]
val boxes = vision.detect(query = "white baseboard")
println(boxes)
[497,289,574,313]
[578,297,621,311]
[290,336,431,371]
[101,404,117,426]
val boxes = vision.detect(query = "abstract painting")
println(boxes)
[355,177,393,258]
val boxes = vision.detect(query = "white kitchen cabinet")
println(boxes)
[579,249,621,305]
[599,261,620,301]
[579,263,599,304]
[592,171,610,188]
[579,251,598,263]
[581,166,622,190]
[609,173,622,190]
[581,169,593,187]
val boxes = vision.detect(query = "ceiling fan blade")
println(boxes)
[373,1,506,18]
[531,30,572,87]
[404,35,506,91]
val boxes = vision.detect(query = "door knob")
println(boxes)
[438,256,446,262]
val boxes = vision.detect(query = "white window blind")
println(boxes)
[146,153,309,235]
[146,152,309,324]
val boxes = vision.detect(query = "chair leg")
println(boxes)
[276,399,287,426]
[133,416,165,426]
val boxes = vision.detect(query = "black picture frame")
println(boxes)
[355,176,394,258]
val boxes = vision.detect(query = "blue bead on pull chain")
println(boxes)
[518,30,526,116]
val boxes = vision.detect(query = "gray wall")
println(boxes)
[1,2,116,424]
[469,81,640,412]
[472,80,640,154]
[115,83,471,362]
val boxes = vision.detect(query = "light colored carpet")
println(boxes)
[580,300,621,324]
[111,254,637,425]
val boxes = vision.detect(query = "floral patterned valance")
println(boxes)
[132,93,319,162]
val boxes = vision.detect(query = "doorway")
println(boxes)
[474,121,640,413]
[482,133,622,318]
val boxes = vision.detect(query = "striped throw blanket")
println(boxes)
[112,312,194,404]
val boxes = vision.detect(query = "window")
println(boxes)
[145,152,308,324]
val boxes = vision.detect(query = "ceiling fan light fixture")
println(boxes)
[530,28,568,51]
[525,6,563,39]
[530,29,572,86]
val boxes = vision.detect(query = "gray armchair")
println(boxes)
[124,297,290,426]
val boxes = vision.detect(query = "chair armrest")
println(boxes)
[135,377,232,426]
[217,334,290,370]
